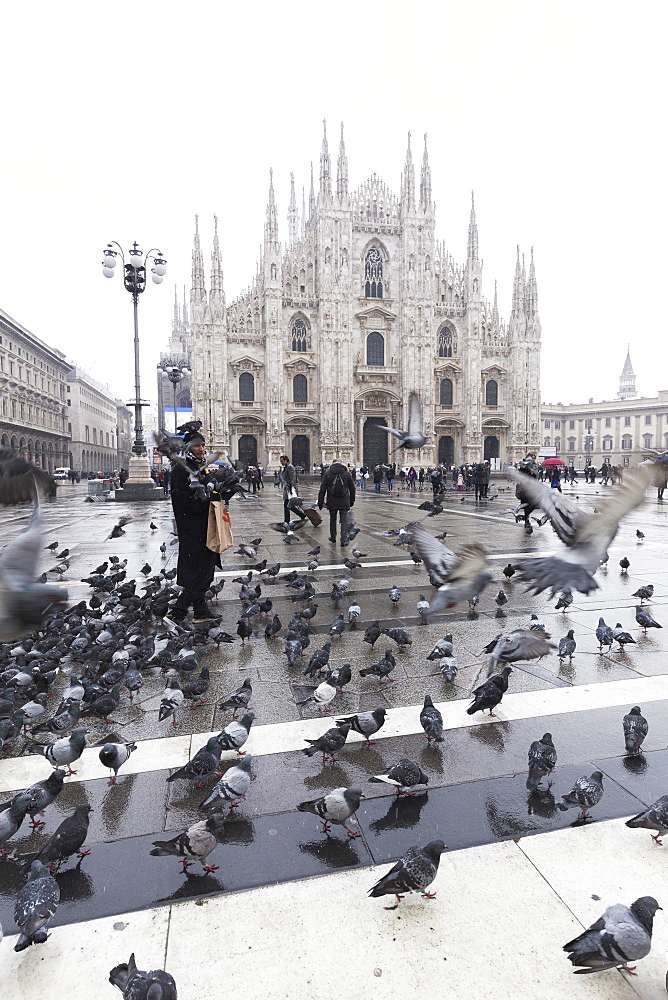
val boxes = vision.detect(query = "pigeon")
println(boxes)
[150,522,158,530]
[99,742,137,784]
[626,795,668,845]
[484,630,553,674]
[410,550,423,564]
[302,722,350,761]
[382,393,426,450]
[109,954,178,1000]
[198,755,253,811]
[33,726,88,775]
[558,771,604,821]
[336,708,387,744]
[502,563,516,580]
[467,667,513,717]
[635,606,662,631]
[389,585,401,605]
[619,556,630,573]
[347,601,361,627]
[351,548,367,559]
[303,642,332,679]
[21,805,93,873]
[216,711,254,754]
[508,467,652,597]
[236,618,253,645]
[182,665,210,706]
[558,630,576,661]
[368,840,447,902]
[369,758,429,795]
[363,621,382,649]
[554,591,573,612]
[45,541,59,552]
[297,678,337,712]
[528,614,546,631]
[218,678,253,718]
[636,529,645,541]
[0,710,28,748]
[563,896,661,974]
[13,860,60,951]
[420,695,444,743]
[80,684,120,722]
[359,650,396,683]
[150,813,226,872]
[427,635,454,660]
[494,590,508,611]
[612,623,636,648]
[18,770,66,828]
[0,447,54,502]
[632,584,654,603]
[595,617,614,650]
[380,627,412,651]
[167,736,224,786]
[623,706,648,755]
[307,546,321,557]
[526,733,557,791]
[264,615,282,640]
[0,795,31,854]
[298,786,364,838]
[107,516,132,540]
[438,656,458,683]
[159,678,183,727]
[159,542,167,556]
[410,528,491,614]
[328,613,346,639]
[416,595,430,623]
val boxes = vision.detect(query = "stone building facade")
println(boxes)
[187,126,542,469]
[156,289,192,434]
[541,351,668,468]
[66,366,131,474]
[0,306,70,471]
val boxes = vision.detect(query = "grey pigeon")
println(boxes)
[484,629,554,675]
[167,736,224,787]
[34,726,88,775]
[18,769,66,828]
[99,742,137,784]
[302,723,350,761]
[199,755,253,811]
[420,695,444,743]
[382,393,426,450]
[467,666,513,716]
[359,649,396,684]
[632,584,654,603]
[555,591,573,612]
[369,758,429,795]
[410,528,491,614]
[389,585,401,604]
[159,678,183,726]
[558,630,576,661]
[626,795,668,845]
[380,627,412,651]
[612,623,636,648]
[216,711,254,754]
[563,896,661,974]
[526,733,557,791]
[623,706,648,755]
[21,804,93,873]
[528,614,546,631]
[297,786,364,838]
[109,953,178,1000]
[368,840,447,901]
[32,699,81,734]
[558,771,604,821]
[336,708,387,744]
[150,813,226,872]
[0,795,31,854]
[596,617,614,650]
[439,656,458,683]
[635,606,662,631]
[427,635,454,660]
[13,860,60,951]
[218,678,253,718]
[416,595,430,623]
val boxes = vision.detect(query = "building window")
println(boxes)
[438,326,453,357]
[364,247,383,298]
[602,437,613,450]
[568,438,575,451]
[439,378,453,406]
[543,437,551,447]
[584,419,592,429]
[293,374,308,404]
[291,317,308,352]
[569,420,575,429]
[544,420,551,429]
[239,372,255,401]
[605,417,611,427]
[621,436,632,449]
[485,379,498,406]
[624,416,631,426]
[645,414,652,425]
[85,425,90,442]
[555,420,561,429]
[366,331,385,366]
[643,434,652,448]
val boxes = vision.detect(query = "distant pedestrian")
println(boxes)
[407,466,417,491]
[373,465,383,493]
[358,464,368,490]
[418,467,424,491]
[318,459,356,545]
[386,463,395,492]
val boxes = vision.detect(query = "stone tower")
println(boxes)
[617,347,637,400]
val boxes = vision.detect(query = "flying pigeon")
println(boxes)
[410,528,491,614]
[484,630,553,675]
[198,755,253,811]
[109,954,178,1000]
[368,758,429,795]
[526,733,557,791]
[626,795,668,845]
[150,813,226,872]
[297,786,364,838]
[382,393,427,450]
[13,860,60,951]
[623,706,648,755]
[368,840,447,902]
[563,896,661,974]
[558,771,604,821]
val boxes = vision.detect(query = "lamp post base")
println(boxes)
[115,453,166,501]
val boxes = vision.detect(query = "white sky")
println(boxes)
[0,0,665,412]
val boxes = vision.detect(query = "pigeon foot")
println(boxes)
[320,821,332,833]
[76,849,91,858]
[346,828,361,839]
[651,834,663,845]
[620,965,637,975]
[421,891,437,899]
[202,864,219,872]
[179,859,194,870]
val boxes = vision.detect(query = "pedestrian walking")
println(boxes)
[373,465,383,493]
[386,463,395,492]
[279,454,304,525]
[418,467,424,491]
[318,459,356,545]
[358,464,368,489]
[407,466,417,491]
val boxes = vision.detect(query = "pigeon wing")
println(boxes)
[573,468,653,572]
[0,448,54,503]
[507,468,587,545]
[410,528,459,585]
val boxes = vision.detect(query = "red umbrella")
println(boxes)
[541,457,565,466]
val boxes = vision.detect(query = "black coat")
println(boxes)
[170,458,220,592]
[318,463,356,511]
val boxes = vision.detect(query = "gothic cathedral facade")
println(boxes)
[187,125,541,470]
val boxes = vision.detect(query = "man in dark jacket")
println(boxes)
[318,460,355,544]
[169,427,220,622]
[279,454,304,524]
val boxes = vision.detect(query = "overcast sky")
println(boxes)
[1,0,665,414]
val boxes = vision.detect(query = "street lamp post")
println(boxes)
[157,360,190,433]
[585,435,594,472]
[102,241,167,500]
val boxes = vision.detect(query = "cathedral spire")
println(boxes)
[210,213,224,300]
[467,191,479,261]
[191,213,206,303]
[419,133,432,212]
[401,131,415,211]
[287,172,299,246]
[182,284,188,328]
[336,121,348,200]
[511,245,524,316]
[319,119,332,198]
[309,162,315,218]
[264,168,279,247]
[526,246,538,316]
[173,285,179,328]
[493,280,499,326]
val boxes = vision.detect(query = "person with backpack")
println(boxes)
[318,459,356,545]
[358,464,368,490]
[373,465,383,493]
[430,466,443,497]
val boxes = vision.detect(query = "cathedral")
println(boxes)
[186,124,542,470]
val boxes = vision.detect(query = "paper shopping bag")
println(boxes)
[206,501,234,553]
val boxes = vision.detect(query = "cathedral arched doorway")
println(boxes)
[291,435,310,471]
[238,435,258,467]
[363,417,388,469]
[484,436,499,460]
[438,436,454,466]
